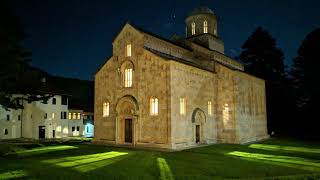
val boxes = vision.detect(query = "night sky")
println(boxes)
[11,0,320,80]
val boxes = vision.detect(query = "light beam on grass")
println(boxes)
[157,157,174,180]
[43,151,128,172]
[16,145,77,156]
[249,144,320,154]
[228,151,320,172]
[0,170,27,179]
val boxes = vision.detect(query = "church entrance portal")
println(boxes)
[195,125,200,143]
[125,119,133,143]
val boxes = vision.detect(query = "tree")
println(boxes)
[290,28,320,138]
[0,0,53,109]
[237,27,291,136]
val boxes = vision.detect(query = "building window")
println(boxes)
[52,113,55,119]
[52,98,56,105]
[203,21,208,33]
[124,68,133,87]
[72,113,77,120]
[223,104,230,128]
[150,97,159,116]
[77,113,81,120]
[61,96,68,105]
[72,127,75,132]
[6,115,10,121]
[214,29,217,36]
[126,43,131,57]
[68,112,72,120]
[18,115,21,121]
[77,126,80,131]
[4,129,8,135]
[44,113,47,119]
[180,97,186,115]
[208,101,212,115]
[191,22,196,35]
[103,102,109,117]
[63,112,67,119]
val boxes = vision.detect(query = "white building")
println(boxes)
[83,111,94,138]
[67,109,84,137]
[0,94,71,140]
[0,105,22,139]
[21,95,69,139]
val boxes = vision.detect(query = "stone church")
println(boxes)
[94,7,269,150]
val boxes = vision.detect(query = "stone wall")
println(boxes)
[234,71,269,143]
[169,61,217,149]
[215,64,238,143]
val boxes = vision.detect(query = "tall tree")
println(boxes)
[291,28,320,138]
[0,0,52,109]
[238,27,290,135]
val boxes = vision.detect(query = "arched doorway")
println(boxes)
[192,108,206,144]
[115,95,139,145]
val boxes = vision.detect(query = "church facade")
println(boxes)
[94,7,269,150]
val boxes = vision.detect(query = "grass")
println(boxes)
[0,138,319,179]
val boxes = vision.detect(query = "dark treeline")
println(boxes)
[238,27,320,140]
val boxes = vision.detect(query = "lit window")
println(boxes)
[223,104,230,128]
[103,102,109,117]
[150,97,158,116]
[214,29,217,36]
[77,113,81,120]
[124,68,133,87]
[204,21,208,33]
[72,113,77,120]
[180,97,186,115]
[208,101,212,115]
[191,22,196,35]
[52,113,55,119]
[68,112,72,120]
[126,43,131,57]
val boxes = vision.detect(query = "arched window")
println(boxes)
[126,43,131,57]
[214,29,217,36]
[103,102,110,117]
[208,101,212,115]
[4,128,8,135]
[203,21,208,33]
[150,97,158,116]
[180,97,186,115]
[223,104,230,128]
[124,68,133,87]
[121,61,134,88]
[191,22,196,35]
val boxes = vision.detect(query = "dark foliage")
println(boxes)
[290,28,320,139]
[0,0,53,109]
[238,27,293,136]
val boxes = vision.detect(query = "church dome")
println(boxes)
[188,7,214,16]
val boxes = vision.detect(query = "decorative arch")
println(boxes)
[116,95,139,115]
[120,60,134,71]
[192,108,206,123]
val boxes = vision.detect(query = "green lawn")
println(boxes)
[0,138,320,179]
